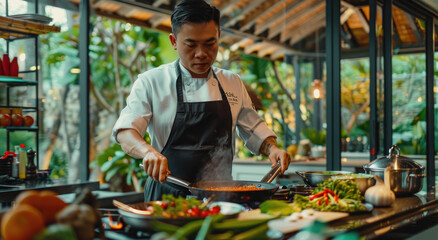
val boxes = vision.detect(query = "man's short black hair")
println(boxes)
[171,0,220,36]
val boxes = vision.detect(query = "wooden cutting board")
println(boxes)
[267,211,349,233]
[237,209,348,234]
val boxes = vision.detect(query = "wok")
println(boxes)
[141,162,281,202]
[167,176,279,203]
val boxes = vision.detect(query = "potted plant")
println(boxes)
[302,128,326,158]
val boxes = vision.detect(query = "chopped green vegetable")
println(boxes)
[259,200,301,216]
[313,179,363,201]
[292,179,367,212]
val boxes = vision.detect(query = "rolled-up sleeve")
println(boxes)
[112,76,153,142]
[235,81,276,155]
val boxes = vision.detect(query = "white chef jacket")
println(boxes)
[112,60,276,156]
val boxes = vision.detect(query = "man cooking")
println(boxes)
[112,0,291,201]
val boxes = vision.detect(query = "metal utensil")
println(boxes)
[113,200,152,216]
[200,195,217,209]
[260,161,282,183]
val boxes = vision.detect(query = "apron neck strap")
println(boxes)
[175,60,224,103]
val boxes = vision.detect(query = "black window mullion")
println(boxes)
[325,0,341,170]
[383,0,393,152]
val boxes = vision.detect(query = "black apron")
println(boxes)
[144,61,233,201]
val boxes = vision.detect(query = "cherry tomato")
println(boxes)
[201,210,210,217]
[158,201,169,209]
[210,206,221,214]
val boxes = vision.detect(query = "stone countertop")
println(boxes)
[0,178,100,204]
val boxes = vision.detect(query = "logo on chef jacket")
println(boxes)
[225,92,238,106]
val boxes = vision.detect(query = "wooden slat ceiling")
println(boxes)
[70,0,425,61]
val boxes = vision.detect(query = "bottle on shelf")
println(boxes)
[26,148,37,180]
[18,144,26,179]
[12,145,20,178]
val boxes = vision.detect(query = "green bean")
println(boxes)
[150,220,179,234]
[206,231,234,240]
[231,223,269,240]
[173,219,204,240]
[213,218,270,232]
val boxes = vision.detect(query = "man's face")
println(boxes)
[169,20,220,78]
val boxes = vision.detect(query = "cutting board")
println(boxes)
[268,211,348,233]
[237,209,348,234]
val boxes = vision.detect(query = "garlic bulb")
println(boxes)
[364,175,395,207]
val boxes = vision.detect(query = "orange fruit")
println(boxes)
[15,190,68,223]
[1,204,45,240]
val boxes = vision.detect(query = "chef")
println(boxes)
[112,0,291,201]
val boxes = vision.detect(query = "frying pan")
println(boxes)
[140,162,281,202]
[166,163,281,203]
[117,201,245,230]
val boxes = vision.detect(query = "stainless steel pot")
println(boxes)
[363,145,425,196]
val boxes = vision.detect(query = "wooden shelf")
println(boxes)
[0,16,60,39]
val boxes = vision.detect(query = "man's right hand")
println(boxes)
[116,129,170,183]
[141,150,170,183]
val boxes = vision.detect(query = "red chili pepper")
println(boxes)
[334,194,338,203]
[324,188,336,196]
[324,192,329,205]
[318,198,322,206]
[309,191,325,200]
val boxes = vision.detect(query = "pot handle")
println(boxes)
[388,145,400,158]
[296,171,310,182]
[260,161,281,183]
[166,175,192,189]
[140,164,192,189]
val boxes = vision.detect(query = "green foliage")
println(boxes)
[49,148,68,179]
[91,143,147,189]
[302,128,326,146]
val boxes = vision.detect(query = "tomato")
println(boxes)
[186,207,201,217]
[201,210,210,217]
[210,206,221,214]
[158,201,169,209]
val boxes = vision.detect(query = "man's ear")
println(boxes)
[169,33,177,50]
[218,28,221,39]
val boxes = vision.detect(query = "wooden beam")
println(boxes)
[223,0,265,28]
[405,13,423,44]
[268,0,324,39]
[279,2,325,42]
[288,12,326,45]
[152,0,169,7]
[239,0,283,31]
[217,0,242,16]
[258,44,279,58]
[149,15,169,28]
[341,0,369,33]
[229,38,254,51]
[270,48,288,60]
[244,41,265,54]
[254,0,308,35]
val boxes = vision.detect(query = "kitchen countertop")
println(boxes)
[0,178,100,205]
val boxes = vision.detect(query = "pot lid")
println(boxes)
[363,145,424,171]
